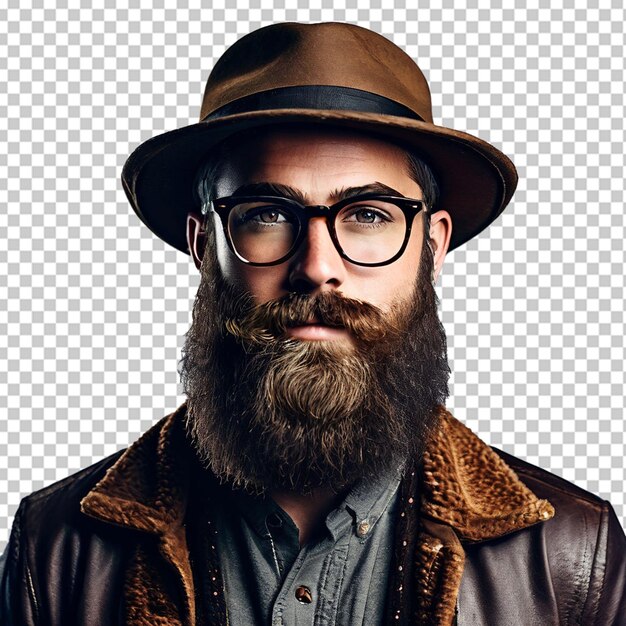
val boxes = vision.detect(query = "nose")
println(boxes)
[287,217,347,293]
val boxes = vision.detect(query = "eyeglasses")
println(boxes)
[210,193,426,267]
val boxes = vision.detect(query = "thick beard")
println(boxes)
[179,230,450,495]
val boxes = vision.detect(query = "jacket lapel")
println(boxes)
[79,402,554,626]
[421,406,555,541]
[80,402,210,626]
[392,406,555,625]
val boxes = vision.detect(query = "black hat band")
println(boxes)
[203,85,424,122]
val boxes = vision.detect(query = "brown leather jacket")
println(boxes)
[1,403,625,625]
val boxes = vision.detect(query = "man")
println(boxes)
[1,21,624,626]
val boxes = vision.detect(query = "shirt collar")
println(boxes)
[228,487,298,540]
[329,460,404,541]
[223,460,404,543]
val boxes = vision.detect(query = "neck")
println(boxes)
[270,485,349,546]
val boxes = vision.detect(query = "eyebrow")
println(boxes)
[229,181,407,204]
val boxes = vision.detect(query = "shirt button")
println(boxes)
[295,585,313,604]
[356,519,370,537]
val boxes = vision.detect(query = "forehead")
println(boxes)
[213,126,423,201]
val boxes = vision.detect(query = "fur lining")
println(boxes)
[422,406,554,541]
[80,402,554,625]
[414,521,465,625]
[125,543,186,626]
[81,404,200,625]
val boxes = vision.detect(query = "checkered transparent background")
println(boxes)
[1,0,625,552]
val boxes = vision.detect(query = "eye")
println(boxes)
[353,208,382,223]
[255,208,286,223]
[342,206,392,224]
[236,205,293,225]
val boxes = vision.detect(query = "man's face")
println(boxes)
[181,127,451,494]
[211,127,429,333]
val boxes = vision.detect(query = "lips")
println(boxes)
[285,317,349,341]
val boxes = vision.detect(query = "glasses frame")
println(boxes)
[210,193,426,267]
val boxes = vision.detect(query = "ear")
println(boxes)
[429,210,452,282]
[186,212,207,271]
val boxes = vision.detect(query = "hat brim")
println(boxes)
[121,109,517,254]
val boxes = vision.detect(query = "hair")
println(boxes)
[194,126,440,253]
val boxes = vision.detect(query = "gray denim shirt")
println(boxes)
[211,465,404,626]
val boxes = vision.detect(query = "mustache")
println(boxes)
[224,291,403,345]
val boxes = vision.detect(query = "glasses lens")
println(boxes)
[227,201,300,263]
[335,199,408,264]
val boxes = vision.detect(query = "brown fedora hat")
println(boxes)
[122,22,517,255]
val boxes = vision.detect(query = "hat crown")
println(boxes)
[199,22,434,123]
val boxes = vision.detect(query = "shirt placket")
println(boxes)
[270,530,352,626]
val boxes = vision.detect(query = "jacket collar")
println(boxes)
[81,402,192,534]
[80,402,554,542]
[80,403,199,625]
[79,402,554,626]
[421,405,554,541]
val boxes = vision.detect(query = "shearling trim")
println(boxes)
[421,406,555,541]
[158,522,197,624]
[125,539,185,626]
[80,403,190,531]
[80,403,197,625]
[386,466,466,626]
[413,519,466,626]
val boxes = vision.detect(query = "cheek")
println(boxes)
[212,216,239,284]
[211,213,285,299]
[240,267,289,303]
[217,248,289,304]
[366,233,423,308]
[347,262,418,310]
